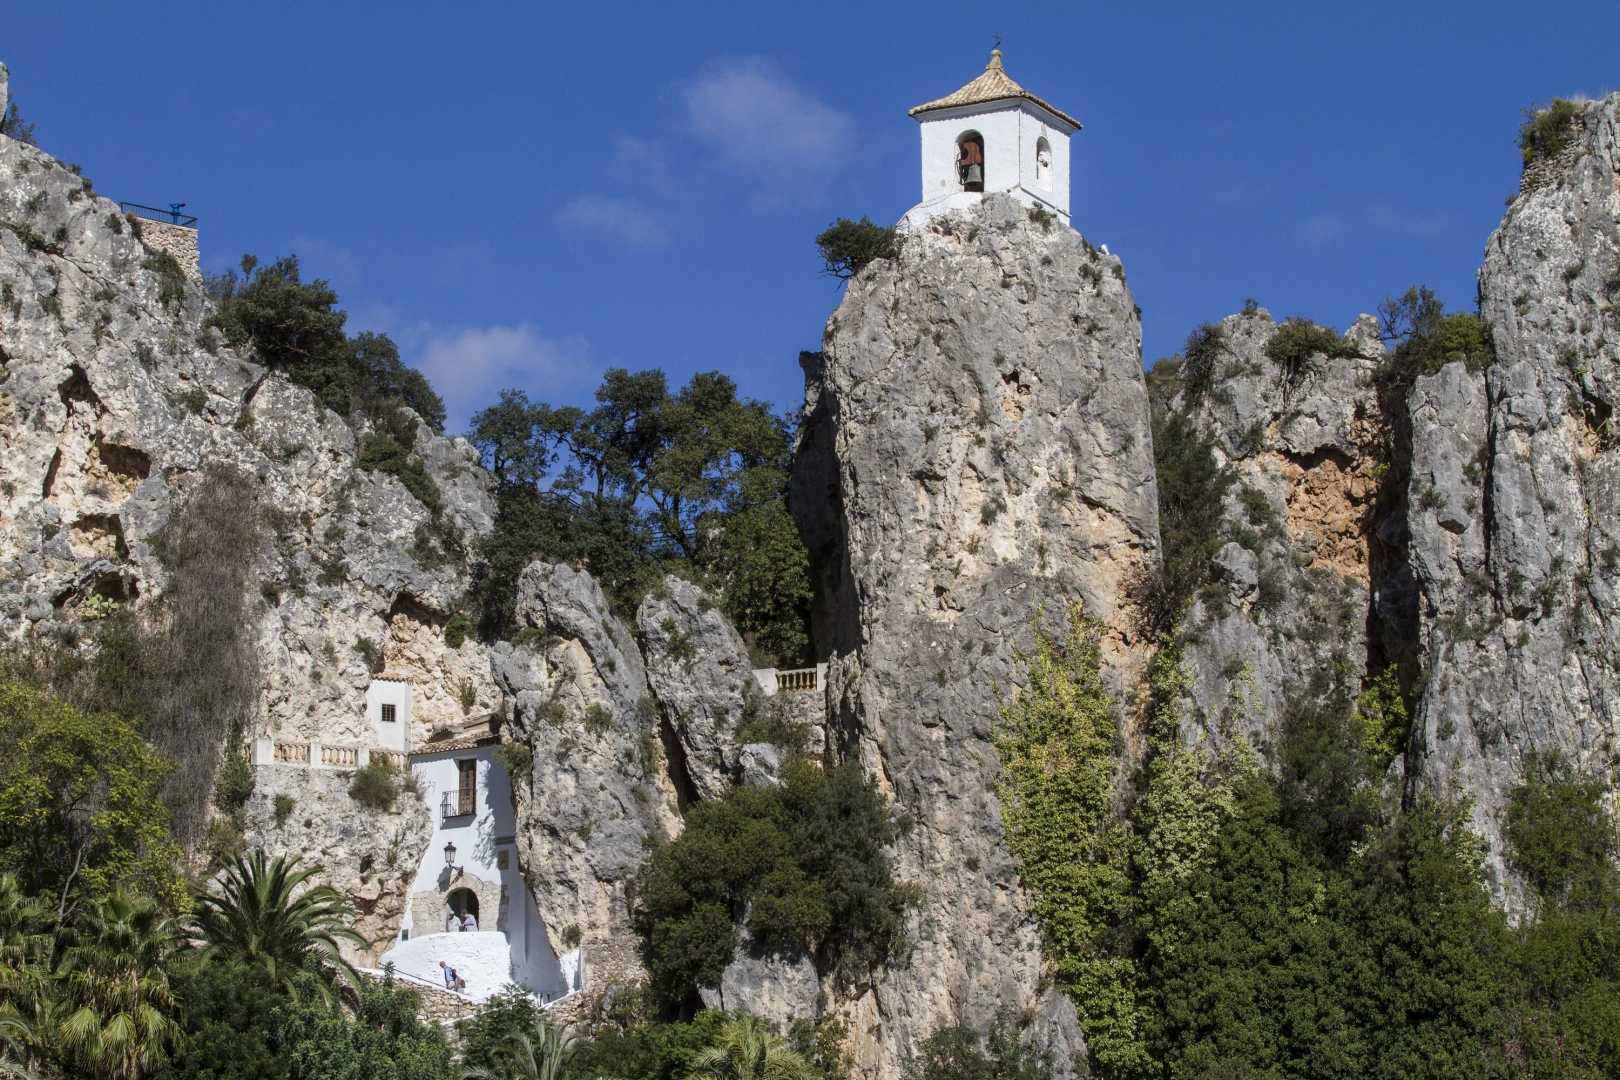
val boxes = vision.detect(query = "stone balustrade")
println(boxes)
[252,738,404,772]
[751,663,828,696]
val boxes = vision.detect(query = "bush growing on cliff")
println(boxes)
[815,217,899,281]
[1134,410,1234,632]
[1520,98,1583,169]
[1377,285,1495,381]
[349,758,401,811]
[1,100,37,145]
[207,254,446,432]
[634,759,914,1011]
[468,372,815,664]
[1264,317,1358,389]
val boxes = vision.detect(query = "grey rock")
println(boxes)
[1211,541,1258,600]
[737,742,784,787]
[790,196,1161,1077]
[1406,93,1620,905]
[699,932,821,1019]
[0,63,8,122]
[636,575,758,800]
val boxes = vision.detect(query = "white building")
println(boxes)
[900,49,1081,230]
[375,705,581,1004]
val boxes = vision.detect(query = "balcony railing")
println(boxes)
[775,667,819,693]
[441,791,475,820]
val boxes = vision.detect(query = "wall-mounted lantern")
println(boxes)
[444,840,457,867]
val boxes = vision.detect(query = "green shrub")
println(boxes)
[272,793,296,826]
[903,1020,1054,1080]
[816,217,900,281]
[357,432,443,515]
[1133,410,1235,632]
[143,248,188,307]
[633,759,914,1010]
[1520,98,1583,169]
[1180,321,1227,403]
[1505,751,1618,912]
[213,736,255,813]
[349,759,400,811]
[1264,317,1356,387]
[1377,286,1495,382]
[442,612,473,650]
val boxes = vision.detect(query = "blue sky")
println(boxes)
[8,1,1617,430]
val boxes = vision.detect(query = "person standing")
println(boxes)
[462,911,478,932]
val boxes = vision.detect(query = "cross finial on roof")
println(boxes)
[988,40,1003,70]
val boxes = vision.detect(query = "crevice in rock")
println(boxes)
[388,591,446,627]
[70,513,128,560]
[41,447,62,498]
[57,364,101,412]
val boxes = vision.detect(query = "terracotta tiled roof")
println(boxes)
[908,49,1081,129]
[410,713,501,756]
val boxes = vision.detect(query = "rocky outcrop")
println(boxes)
[636,574,761,800]
[493,564,679,988]
[0,118,494,945]
[792,196,1160,1077]
[1407,94,1620,898]
[244,765,433,964]
[1154,309,1399,755]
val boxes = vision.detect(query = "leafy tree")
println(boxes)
[461,1012,581,1080]
[207,255,445,432]
[1519,99,1583,169]
[1377,286,1495,382]
[634,761,912,1012]
[190,850,366,1003]
[54,891,180,1079]
[685,1014,818,1080]
[0,677,184,919]
[468,371,814,664]
[902,1020,1054,1080]
[815,218,899,281]
[1135,409,1234,633]
[0,101,35,146]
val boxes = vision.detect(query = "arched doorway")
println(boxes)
[957,131,985,192]
[446,887,480,931]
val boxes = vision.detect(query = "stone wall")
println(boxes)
[407,869,505,939]
[134,217,200,284]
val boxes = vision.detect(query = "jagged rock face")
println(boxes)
[1158,310,1399,753]
[244,765,433,964]
[1408,94,1620,899]
[792,196,1160,1078]
[637,575,761,799]
[0,127,493,940]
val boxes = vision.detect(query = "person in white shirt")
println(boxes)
[461,911,478,932]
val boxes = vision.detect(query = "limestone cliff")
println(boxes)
[792,196,1161,1078]
[1406,93,1620,896]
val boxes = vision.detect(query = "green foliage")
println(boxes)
[468,372,813,663]
[442,611,473,650]
[1378,286,1496,382]
[814,217,899,281]
[1135,410,1235,633]
[1263,316,1357,388]
[634,760,913,1011]
[497,740,533,784]
[1520,98,1583,169]
[166,958,453,1080]
[460,1004,581,1080]
[0,676,185,914]
[902,1020,1054,1080]
[357,432,443,516]
[272,793,296,826]
[686,1013,820,1080]
[1,101,37,146]
[52,890,182,1079]
[992,608,1147,1076]
[1505,752,1618,914]
[1178,321,1226,404]
[1352,666,1410,766]
[207,255,446,432]
[348,758,401,812]
[142,249,188,308]
[190,850,366,1004]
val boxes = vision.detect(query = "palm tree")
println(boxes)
[54,891,180,1079]
[685,1014,819,1080]
[463,1015,582,1080]
[0,1010,41,1080]
[191,850,366,1003]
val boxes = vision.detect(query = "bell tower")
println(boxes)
[900,49,1080,229]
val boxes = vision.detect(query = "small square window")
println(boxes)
[380,704,396,723]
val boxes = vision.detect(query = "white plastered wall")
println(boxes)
[366,679,412,752]
[905,99,1074,228]
[383,746,571,1000]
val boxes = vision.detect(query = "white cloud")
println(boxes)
[556,195,671,248]
[681,58,853,179]
[408,325,595,432]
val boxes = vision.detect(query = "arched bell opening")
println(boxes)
[957,131,985,192]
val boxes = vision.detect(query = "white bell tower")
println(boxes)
[900,49,1081,230]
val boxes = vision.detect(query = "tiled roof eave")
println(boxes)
[908,93,1081,130]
